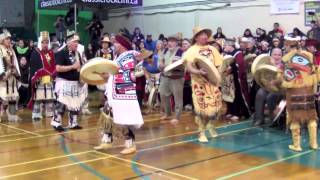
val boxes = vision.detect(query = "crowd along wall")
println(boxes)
[102,0,310,39]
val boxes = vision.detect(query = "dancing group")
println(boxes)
[0,26,318,155]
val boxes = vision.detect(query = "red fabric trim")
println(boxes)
[27,49,56,109]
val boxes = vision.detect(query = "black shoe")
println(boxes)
[32,117,41,121]
[53,126,65,132]
[253,120,265,127]
[69,125,83,130]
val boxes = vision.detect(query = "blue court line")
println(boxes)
[131,155,151,180]
[194,126,320,169]
[60,135,110,180]
[128,121,254,179]
[216,149,314,180]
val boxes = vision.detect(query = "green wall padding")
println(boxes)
[35,0,93,45]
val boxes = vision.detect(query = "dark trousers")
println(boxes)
[18,86,30,107]
[183,81,193,107]
[254,88,282,122]
[136,90,144,108]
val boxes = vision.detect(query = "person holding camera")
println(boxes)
[54,15,66,43]
[86,15,104,52]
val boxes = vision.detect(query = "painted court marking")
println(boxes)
[0,150,95,169]
[0,127,98,143]
[0,112,193,139]
[94,151,198,180]
[0,123,42,137]
[0,121,252,179]
[216,150,314,180]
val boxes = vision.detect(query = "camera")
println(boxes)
[308,11,315,16]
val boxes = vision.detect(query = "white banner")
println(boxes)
[270,0,300,14]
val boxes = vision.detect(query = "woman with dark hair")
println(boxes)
[213,27,226,39]
[256,28,268,42]
[132,27,145,42]
[162,38,168,49]
[292,27,305,37]
[158,34,165,41]
[243,28,254,38]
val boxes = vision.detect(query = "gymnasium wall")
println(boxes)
[102,0,310,39]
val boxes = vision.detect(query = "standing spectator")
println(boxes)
[158,34,165,41]
[256,28,268,42]
[18,56,30,108]
[307,20,320,41]
[300,36,307,50]
[54,15,66,43]
[181,38,193,110]
[291,27,305,37]
[144,34,156,52]
[158,34,185,124]
[223,39,251,121]
[268,22,284,41]
[162,37,168,49]
[85,43,95,60]
[86,14,104,52]
[214,27,226,39]
[28,40,35,52]
[243,29,254,38]
[132,27,145,42]
[14,39,31,60]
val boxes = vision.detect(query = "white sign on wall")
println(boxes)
[270,0,300,14]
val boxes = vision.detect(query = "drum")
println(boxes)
[251,54,272,75]
[254,64,281,93]
[220,55,234,73]
[244,53,257,65]
[80,57,119,85]
[194,56,221,86]
[164,59,184,73]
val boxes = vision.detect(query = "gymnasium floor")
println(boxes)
[0,106,319,179]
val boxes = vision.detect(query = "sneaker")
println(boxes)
[230,116,239,122]
[53,126,65,132]
[69,125,83,130]
[160,115,170,120]
[198,132,208,143]
[120,139,137,155]
[32,117,42,121]
[225,114,232,119]
[170,119,179,125]
[184,104,193,111]
[94,143,112,150]
[209,128,218,138]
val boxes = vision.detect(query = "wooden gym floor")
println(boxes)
[0,97,319,179]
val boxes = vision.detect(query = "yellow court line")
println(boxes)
[112,120,251,148]
[0,127,98,143]
[94,151,198,180]
[0,113,195,141]
[0,132,30,138]
[0,112,193,138]
[0,150,95,169]
[0,124,42,137]
[0,156,112,180]
[137,127,256,153]
[0,125,253,179]
[107,158,179,180]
